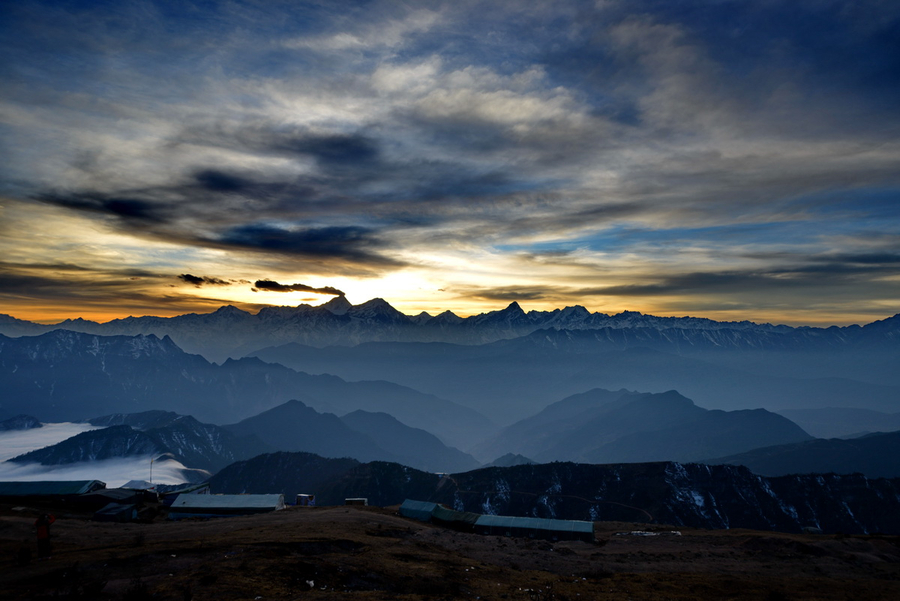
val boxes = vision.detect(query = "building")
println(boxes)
[168,494,285,519]
[399,498,595,542]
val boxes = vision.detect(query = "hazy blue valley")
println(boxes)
[2,299,900,533]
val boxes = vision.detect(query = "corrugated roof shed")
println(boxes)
[475,514,594,542]
[0,480,106,497]
[168,494,284,519]
[431,504,480,530]
[399,499,437,522]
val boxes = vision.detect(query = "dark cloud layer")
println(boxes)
[35,192,170,224]
[253,280,344,297]
[0,262,239,316]
[218,224,402,267]
[178,274,232,287]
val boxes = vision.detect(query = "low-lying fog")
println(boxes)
[0,423,193,487]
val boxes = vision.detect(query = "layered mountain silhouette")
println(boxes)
[339,409,480,473]
[7,402,480,475]
[0,330,494,449]
[8,411,269,472]
[2,298,897,363]
[2,299,899,465]
[709,430,900,478]
[224,400,479,473]
[473,389,812,464]
[248,319,900,424]
[777,407,900,439]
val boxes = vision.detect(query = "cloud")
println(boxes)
[0,261,260,320]
[192,169,256,193]
[2,1,900,324]
[283,7,442,53]
[253,280,345,297]
[178,125,382,168]
[217,224,404,267]
[460,286,552,302]
[178,274,235,287]
[34,192,170,224]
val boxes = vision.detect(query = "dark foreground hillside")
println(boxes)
[211,454,900,535]
[2,504,900,600]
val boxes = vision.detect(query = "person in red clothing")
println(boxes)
[34,513,55,559]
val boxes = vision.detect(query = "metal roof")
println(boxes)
[475,514,594,534]
[169,494,284,510]
[0,480,106,496]
[399,499,437,522]
[432,503,480,526]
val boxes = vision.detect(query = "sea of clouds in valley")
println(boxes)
[0,423,191,487]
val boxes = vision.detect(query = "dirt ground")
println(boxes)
[2,503,899,600]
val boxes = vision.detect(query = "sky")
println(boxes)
[1,0,899,326]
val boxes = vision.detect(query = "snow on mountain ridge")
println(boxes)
[1,301,896,363]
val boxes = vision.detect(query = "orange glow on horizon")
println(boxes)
[2,296,887,328]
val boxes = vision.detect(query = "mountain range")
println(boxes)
[710,430,900,479]
[472,388,812,463]
[250,335,900,425]
[2,298,899,478]
[2,299,898,428]
[8,411,269,473]
[0,330,494,449]
[0,414,42,431]
[2,298,897,362]
[776,407,900,439]
[209,452,900,535]
[224,400,479,473]
[5,401,480,475]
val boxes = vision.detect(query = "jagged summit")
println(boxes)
[348,298,409,323]
[432,309,463,324]
[321,295,352,315]
[212,305,250,317]
[2,298,898,364]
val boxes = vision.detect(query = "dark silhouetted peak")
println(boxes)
[225,399,389,462]
[9,424,161,465]
[357,298,392,310]
[559,305,590,317]
[1,414,43,431]
[348,298,409,323]
[56,317,100,326]
[862,313,900,332]
[472,301,530,327]
[321,295,352,315]
[487,453,535,467]
[409,311,432,325]
[652,389,696,407]
[211,305,251,319]
[432,310,464,324]
[502,301,525,314]
[88,410,184,430]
